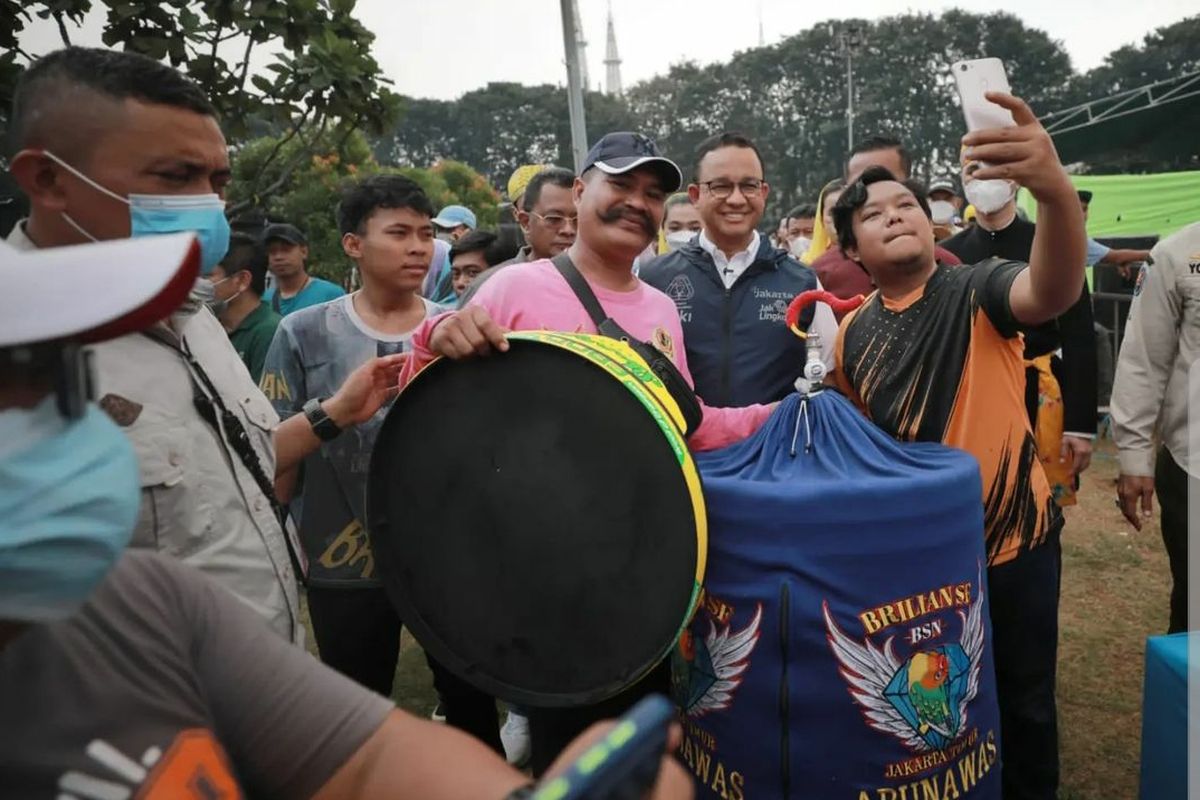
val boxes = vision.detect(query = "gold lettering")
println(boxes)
[981,730,997,775]
[728,771,744,800]
[318,520,375,579]
[859,582,979,635]
[711,763,728,798]
[942,767,961,799]
[860,609,883,634]
[695,747,712,782]
[258,373,291,403]
[920,775,941,800]
[957,748,978,789]
[857,793,871,800]
[877,789,898,800]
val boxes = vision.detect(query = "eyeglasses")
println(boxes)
[530,212,579,228]
[698,179,766,199]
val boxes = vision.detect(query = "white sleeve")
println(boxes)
[811,278,839,370]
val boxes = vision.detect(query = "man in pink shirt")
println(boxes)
[402,132,774,454]
[401,132,776,773]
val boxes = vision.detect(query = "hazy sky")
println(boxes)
[17,1,1197,101]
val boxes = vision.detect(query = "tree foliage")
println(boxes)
[227,130,498,286]
[373,83,636,187]
[377,11,1195,222]
[3,0,400,217]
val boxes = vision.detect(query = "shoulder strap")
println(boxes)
[271,287,282,314]
[549,253,614,335]
[549,252,702,438]
[139,329,309,584]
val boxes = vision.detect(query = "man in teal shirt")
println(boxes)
[261,223,345,315]
[209,233,282,382]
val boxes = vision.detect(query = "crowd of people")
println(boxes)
[2,42,1195,800]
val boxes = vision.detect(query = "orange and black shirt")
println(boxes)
[833,259,1062,566]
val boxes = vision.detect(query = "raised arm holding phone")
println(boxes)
[829,67,1084,800]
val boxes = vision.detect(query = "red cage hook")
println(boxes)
[786,290,864,338]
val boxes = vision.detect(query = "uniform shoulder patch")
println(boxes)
[651,326,675,359]
[98,393,143,427]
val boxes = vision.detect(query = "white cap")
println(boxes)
[0,232,200,348]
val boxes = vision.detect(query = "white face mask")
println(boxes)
[928,200,957,225]
[964,179,1015,215]
[204,276,244,317]
[664,230,696,252]
[789,236,812,258]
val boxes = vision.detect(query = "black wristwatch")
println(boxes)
[303,397,343,442]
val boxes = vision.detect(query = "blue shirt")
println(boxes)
[263,276,345,317]
[1085,237,1110,267]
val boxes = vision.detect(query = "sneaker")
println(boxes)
[500,711,531,767]
[430,702,446,723]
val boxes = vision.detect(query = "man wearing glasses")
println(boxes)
[459,167,578,306]
[640,132,837,407]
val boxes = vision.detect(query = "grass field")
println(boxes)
[1056,440,1171,799]
[319,439,1172,798]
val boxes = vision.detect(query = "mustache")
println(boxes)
[597,205,656,237]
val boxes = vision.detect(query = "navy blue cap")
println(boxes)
[262,223,307,246]
[581,132,683,193]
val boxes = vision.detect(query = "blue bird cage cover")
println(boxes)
[672,391,1002,800]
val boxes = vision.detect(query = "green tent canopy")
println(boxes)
[1018,170,1200,239]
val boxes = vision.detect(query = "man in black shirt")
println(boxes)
[942,158,1097,504]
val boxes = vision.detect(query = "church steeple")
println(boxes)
[604,2,622,97]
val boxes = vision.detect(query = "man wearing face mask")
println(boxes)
[639,132,837,407]
[813,135,962,302]
[784,203,817,259]
[208,232,280,382]
[0,234,693,800]
[943,157,1099,505]
[6,47,401,644]
[926,177,962,241]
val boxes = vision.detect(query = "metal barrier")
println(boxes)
[1090,234,1158,428]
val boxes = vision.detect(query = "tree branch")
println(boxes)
[253,104,314,176]
[226,108,325,219]
[226,141,317,220]
[53,12,73,46]
[237,36,255,91]
[202,22,223,95]
[331,113,365,153]
[210,24,223,64]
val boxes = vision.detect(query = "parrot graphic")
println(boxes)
[822,562,987,752]
[907,651,953,736]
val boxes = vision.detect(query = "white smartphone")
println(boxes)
[952,58,1016,131]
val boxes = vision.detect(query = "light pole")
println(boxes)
[839,25,864,152]
[560,0,589,171]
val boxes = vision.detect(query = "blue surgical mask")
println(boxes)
[0,397,140,622]
[44,150,231,275]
